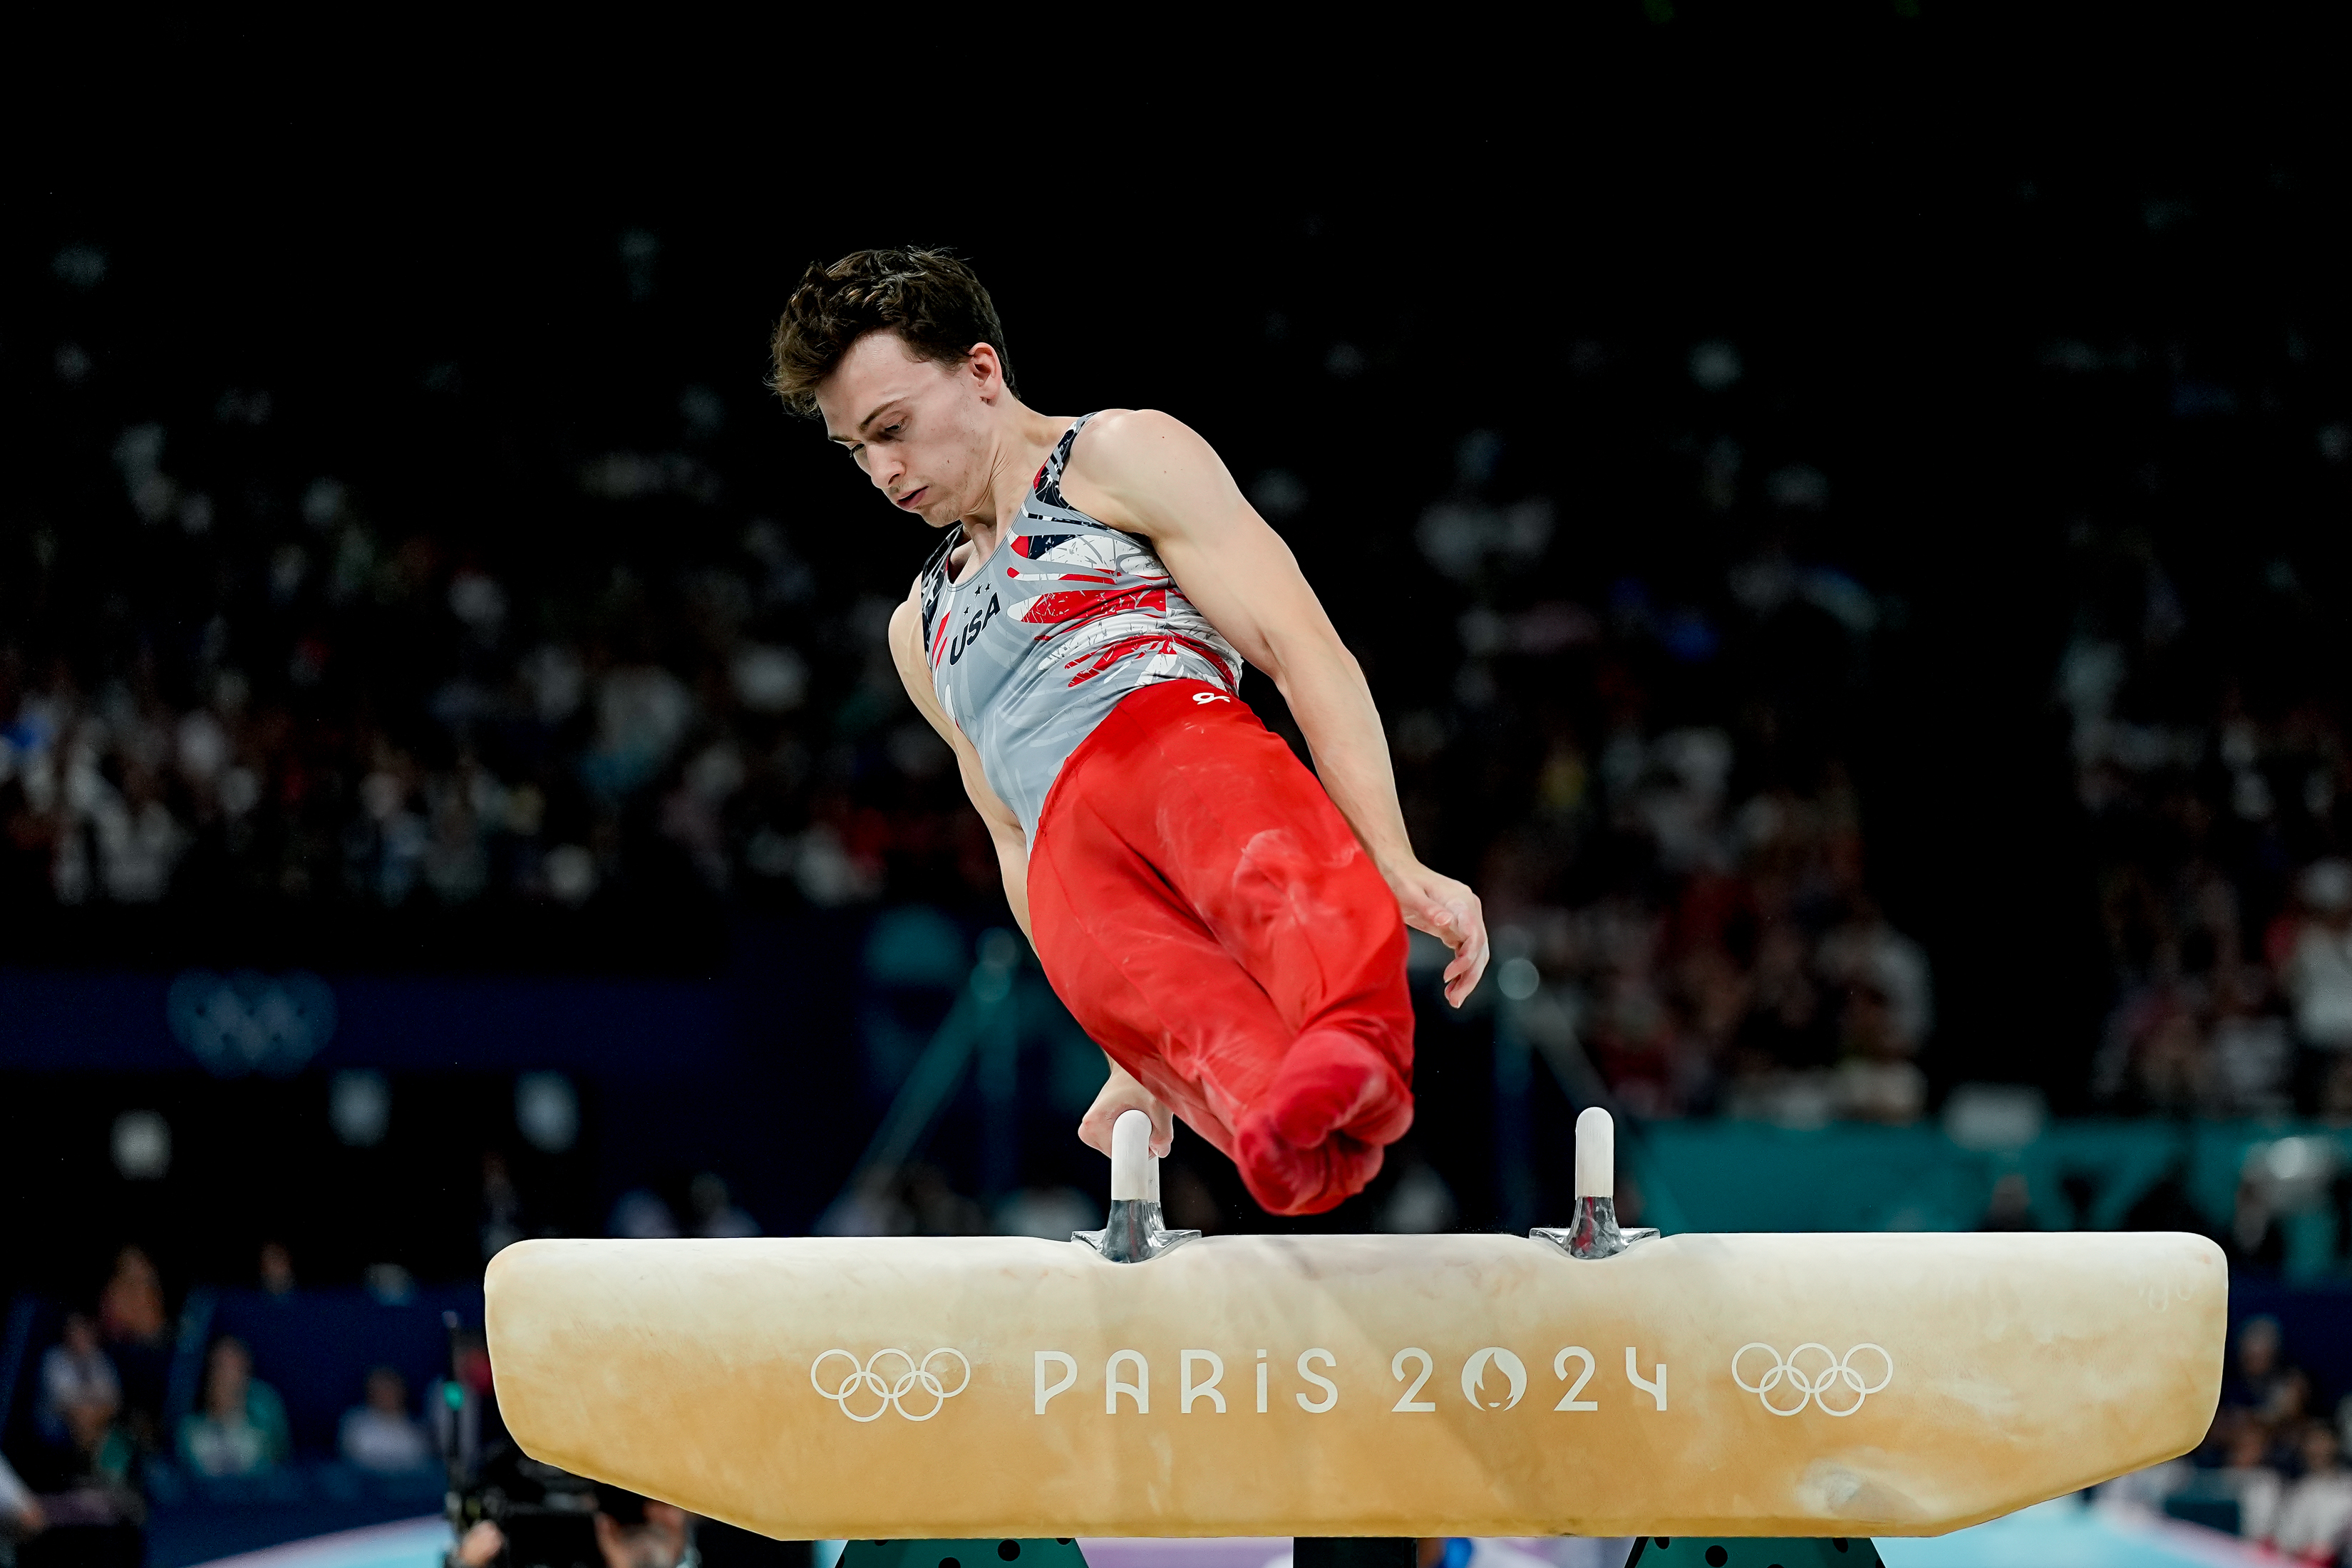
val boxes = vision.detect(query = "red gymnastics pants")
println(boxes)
[1026,679,1415,1216]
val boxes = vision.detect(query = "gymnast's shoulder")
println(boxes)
[1061,408,1242,528]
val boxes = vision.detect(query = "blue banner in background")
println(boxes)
[0,969,734,1076]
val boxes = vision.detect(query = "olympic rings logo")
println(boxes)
[810,1348,971,1422]
[1731,1343,1893,1417]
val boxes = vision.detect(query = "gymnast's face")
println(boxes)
[818,330,1005,530]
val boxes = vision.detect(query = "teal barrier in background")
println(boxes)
[1636,1120,2352,1279]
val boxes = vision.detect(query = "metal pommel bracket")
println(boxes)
[1532,1107,1659,1260]
[1073,1108,1200,1263]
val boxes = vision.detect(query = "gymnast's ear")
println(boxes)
[966,341,1011,403]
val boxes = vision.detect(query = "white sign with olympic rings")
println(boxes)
[811,1348,971,1421]
[1731,1342,1893,1416]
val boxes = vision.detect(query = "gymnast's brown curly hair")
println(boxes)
[768,247,1016,418]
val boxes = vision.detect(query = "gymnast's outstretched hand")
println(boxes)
[1079,1056,1175,1159]
[1386,858,1489,1009]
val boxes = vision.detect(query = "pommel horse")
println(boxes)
[485,1110,2224,1568]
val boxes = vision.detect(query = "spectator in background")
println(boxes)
[2111,989,2209,1118]
[35,1317,135,1497]
[1977,1173,2038,1232]
[2232,1165,2294,1274]
[341,1368,433,1475]
[2272,1423,2352,1564]
[480,1153,527,1261]
[177,1337,289,1479]
[258,1242,296,1296]
[2277,860,2352,1055]
[452,1484,688,1568]
[1819,904,1932,1123]
[590,1488,690,1568]
[96,1247,170,1447]
[2209,968,2295,1118]
[38,1313,120,1448]
[96,1249,165,1343]
[2214,1416,2285,1544]
[2223,1316,2304,1424]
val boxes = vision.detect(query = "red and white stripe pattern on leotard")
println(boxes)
[917,414,1242,840]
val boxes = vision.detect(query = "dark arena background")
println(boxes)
[3,16,2350,1568]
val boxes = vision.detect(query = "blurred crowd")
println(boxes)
[0,1239,799,1568]
[2114,1315,2352,1561]
[8,206,2351,1140]
[0,1246,439,1564]
[1452,688,1933,1128]
[0,435,927,919]
[3,232,1939,1128]
[2068,544,2352,1126]
[1390,383,1931,1127]
[3,244,982,920]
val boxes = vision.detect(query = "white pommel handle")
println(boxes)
[1574,1106,1614,1200]
[1111,1109,1153,1202]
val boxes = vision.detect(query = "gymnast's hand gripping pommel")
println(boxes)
[485,1108,2226,1542]
[1073,1109,1201,1264]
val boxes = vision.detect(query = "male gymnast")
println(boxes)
[770,249,1487,1215]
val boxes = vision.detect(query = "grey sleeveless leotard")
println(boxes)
[918,414,1243,843]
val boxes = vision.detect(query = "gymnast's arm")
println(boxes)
[1060,408,1492,1008]
[889,584,1030,937]
[889,582,1173,1158]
